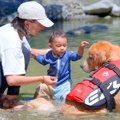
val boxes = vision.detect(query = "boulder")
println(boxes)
[0,0,28,19]
[83,0,113,17]
[45,4,63,21]
[111,4,120,17]
[66,24,108,36]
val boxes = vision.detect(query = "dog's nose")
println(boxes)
[80,65,83,69]
[80,64,87,72]
[80,65,83,68]
[80,64,91,73]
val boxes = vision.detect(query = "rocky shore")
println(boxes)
[0,0,120,25]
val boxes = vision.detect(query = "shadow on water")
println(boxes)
[1,17,120,120]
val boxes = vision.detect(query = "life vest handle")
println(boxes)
[103,62,120,77]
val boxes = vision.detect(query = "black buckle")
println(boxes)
[104,62,116,69]
[89,76,102,86]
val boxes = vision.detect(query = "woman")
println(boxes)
[0,1,56,109]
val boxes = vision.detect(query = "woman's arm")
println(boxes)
[31,48,50,58]
[6,75,56,86]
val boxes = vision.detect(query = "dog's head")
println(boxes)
[81,40,120,72]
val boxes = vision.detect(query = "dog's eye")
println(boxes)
[88,56,93,60]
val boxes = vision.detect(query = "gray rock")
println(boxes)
[111,4,120,16]
[83,0,113,17]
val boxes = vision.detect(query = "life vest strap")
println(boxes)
[90,77,115,112]
[103,62,120,77]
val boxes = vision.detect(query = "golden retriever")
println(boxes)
[61,40,120,114]
[2,41,120,115]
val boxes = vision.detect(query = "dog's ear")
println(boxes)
[86,52,107,70]
[93,52,109,68]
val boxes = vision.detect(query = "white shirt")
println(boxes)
[0,23,31,75]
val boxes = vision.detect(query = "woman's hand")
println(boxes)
[30,48,50,58]
[42,76,57,86]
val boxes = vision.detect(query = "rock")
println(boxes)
[45,4,63,21]
[0,0,27,19]
[83,0,113,17]
[45,1,85,21]
[111,4,120,16]
[62,1,84,20]
[66,24,108,36]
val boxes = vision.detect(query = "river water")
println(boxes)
[1,17,120,120]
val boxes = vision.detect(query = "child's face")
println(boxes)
[49,37,67,57]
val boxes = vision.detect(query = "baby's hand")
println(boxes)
[80,41,89,47]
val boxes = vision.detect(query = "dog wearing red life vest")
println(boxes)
[61,40,120,114]
[26,40,120,114]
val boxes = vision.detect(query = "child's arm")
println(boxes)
[77,41,89,57]
[31,48,50,65]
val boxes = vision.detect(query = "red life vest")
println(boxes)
[66,60,120,111]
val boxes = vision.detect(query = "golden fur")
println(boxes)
[26,40,120,114]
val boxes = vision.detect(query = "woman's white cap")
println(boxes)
[17,1,54,27]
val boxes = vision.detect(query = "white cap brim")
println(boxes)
[37,18,54,27]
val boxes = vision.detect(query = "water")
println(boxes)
[1,17,120,119]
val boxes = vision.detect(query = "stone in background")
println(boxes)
[1,0,120,25]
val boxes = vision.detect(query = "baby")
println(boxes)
[31,31,89,105]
